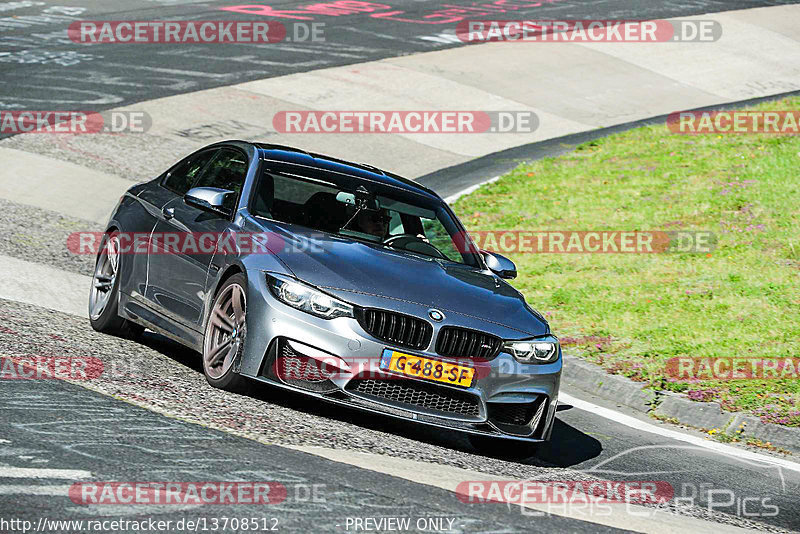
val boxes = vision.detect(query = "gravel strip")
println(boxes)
[0,299,574,478]
[0,198,99,276]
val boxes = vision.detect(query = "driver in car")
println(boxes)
[356,209,390,239]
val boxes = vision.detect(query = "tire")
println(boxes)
[202,273,250,393]
[89,232,144,339]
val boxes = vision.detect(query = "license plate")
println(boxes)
[380,349,475,388]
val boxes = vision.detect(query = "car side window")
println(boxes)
[422,217,464,264]
[162,150,215,195]
[387,210,404,235]
[192,148,248,211]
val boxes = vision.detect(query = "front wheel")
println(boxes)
[89,232,144,339]
[202,273,250,392]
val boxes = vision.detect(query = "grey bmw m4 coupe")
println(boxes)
[89,140,561,442]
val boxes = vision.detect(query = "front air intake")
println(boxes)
[435,326,502,360]
[356,308,432,350]
[347,376,480,417]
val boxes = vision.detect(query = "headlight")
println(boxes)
[266,274,354,319]
[503,339,559,363]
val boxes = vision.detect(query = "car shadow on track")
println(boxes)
[137,331,602,468]
[138,331,203,372]
[535,416,603,467]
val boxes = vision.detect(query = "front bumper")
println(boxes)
[239,272,561,441]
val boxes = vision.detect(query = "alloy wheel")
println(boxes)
[203,283,246,379]
[89,235,120,320]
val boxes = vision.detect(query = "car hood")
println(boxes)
[261,222,548,336]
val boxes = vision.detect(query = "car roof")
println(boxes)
[247,142,441,200]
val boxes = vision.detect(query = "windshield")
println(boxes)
[251,171,478,266]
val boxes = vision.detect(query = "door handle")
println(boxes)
[162,207,175,220]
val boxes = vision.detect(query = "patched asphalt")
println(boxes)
[1,0,796,125]
[0,198,98,276]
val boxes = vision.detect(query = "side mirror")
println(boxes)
[184,187,234,217]
[481,250,517,279]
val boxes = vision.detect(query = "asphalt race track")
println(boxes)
[1,378,630,534]
[2,298,798,532]
[0,0,796,120]
[1,1,800,533]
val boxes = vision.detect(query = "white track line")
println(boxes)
[443,176,499,204]
[444,173,800,473]
[288,445,754,534]
[0,466,91,479]
[1,250,797,473]
[0,484,73,496]
[560,392,800,473]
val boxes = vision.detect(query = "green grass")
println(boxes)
[453,97,800,426]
